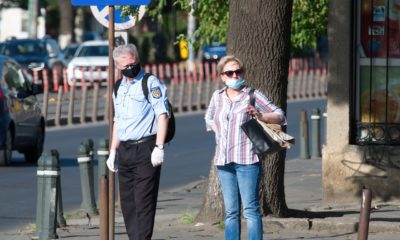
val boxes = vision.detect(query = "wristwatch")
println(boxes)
[156,144,165,150]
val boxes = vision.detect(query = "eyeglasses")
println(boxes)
[222,69,243,77]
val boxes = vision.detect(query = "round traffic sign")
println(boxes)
[90,5,146,30]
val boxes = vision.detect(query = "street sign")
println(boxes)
[115,31,128,46]
[72,0,150,6]
[90,5,146,30]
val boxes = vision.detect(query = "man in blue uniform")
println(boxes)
[106,44,169,240]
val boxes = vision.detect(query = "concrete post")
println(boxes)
[77,142,98,215]
[35,153,45,238]
[300,110,310,159]
[97,138,109,179]
[35,151,59,240]
[50,150,66,228]
[311,108,321,158]
[323,108,327,145]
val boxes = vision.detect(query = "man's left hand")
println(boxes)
[151,147,164,167]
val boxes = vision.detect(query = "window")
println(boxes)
[353,0,400,145]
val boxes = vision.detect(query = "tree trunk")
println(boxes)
[196,160,225,222]
[228,0,292,218]
[197,0,293,220]
[58,0,74,49]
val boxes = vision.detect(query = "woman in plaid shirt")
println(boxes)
[205,55,286,240]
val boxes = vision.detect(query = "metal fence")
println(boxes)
[35,58,327,127]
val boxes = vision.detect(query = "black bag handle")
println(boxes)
[249,88,255,107]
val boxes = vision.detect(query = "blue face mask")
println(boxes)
[226,78,245,89]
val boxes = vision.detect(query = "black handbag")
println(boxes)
[240,89,286,155]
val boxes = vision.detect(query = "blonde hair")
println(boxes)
[217,55,245,80]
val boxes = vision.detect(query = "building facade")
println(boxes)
[323,0,400,203]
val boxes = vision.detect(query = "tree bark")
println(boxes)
[58,0,74,49]
[196,160,225,222]
[198,0,293,220]
[228,0,292,218]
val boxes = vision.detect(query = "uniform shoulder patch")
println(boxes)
[151,86,162,99]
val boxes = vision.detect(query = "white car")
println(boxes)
[67,40,109,87]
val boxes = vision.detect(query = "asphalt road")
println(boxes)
[0,98,326,233]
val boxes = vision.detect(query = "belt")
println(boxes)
[122,135,156,145]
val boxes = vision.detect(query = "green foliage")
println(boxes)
[291,0,328,49]
[177,0,229,47]
[119,0,327,49]
[0,0,27,10]
[116,5,140,20]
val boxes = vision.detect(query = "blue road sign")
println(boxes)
[72,0,150,6]
[90,5,146,30]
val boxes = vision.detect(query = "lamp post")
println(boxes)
[28,0,39,38]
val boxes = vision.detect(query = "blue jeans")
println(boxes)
[217,163,263,240]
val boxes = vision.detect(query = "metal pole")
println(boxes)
[323,108,327,145]
[311,108,321,158]
[108,5,115,240]
[300,110,310,159]
[358,187,372,240]
[187,0,196,72]
[100,175,109,240]
[28,0,38,38]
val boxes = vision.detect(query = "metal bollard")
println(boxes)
[300,110,310,159]
[99,175,109,240]
[97,138,109,179]
[51,150,66,228]
[311,108,321,158]
[35,151,60,240]
[77,142,98,215]
[323,108,327,145]
[82,138,95,198]
[358,186,372,240]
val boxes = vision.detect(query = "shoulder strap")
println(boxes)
[141,73,152,103]
[249,88,256,107]
[141,73,156,134]
[114,78,122,98]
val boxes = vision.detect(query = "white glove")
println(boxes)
[106,149,117,172]
[151,147,164,167]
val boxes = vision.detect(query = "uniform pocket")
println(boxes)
[119,93,147,118]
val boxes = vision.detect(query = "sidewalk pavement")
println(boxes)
[5,158,400,239]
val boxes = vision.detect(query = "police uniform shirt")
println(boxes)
[113,70,169,141]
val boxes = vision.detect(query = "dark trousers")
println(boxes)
[117,140,161,240]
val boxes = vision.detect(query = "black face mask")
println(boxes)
[121,63,141,79]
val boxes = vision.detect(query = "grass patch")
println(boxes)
[180,212,196,225]
[18,223,36,234]
[216,220,225,229]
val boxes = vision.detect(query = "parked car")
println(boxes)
[62,43,80,64]
[0,37,66,88]
[66,40,109,86]
[0,56,45,166]
[82,32,103,42]
[202,43,227,62]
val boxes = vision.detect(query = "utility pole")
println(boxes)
[28,0,39,38]
[187,0,196,72]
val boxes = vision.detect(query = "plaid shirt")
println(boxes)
[205,87,286,166]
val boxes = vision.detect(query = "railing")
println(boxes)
[34,58,327,127]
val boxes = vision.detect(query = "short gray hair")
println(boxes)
[112,44,140,61]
